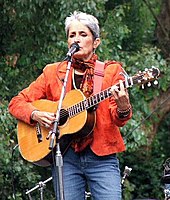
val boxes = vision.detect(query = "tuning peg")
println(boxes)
[154,80,158,85]
[147,82,151,87]
[141,84,145,89]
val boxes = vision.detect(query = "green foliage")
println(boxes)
[120,113,170,199]
[122,0,162,50]
[1,0,170,199]
[121,45,169,151]
[98,5,131,60]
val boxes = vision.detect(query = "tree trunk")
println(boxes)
[156,0,170,59]
[143,0,170,144]
[148,87,170,143]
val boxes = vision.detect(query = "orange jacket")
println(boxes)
[9,61,132,156]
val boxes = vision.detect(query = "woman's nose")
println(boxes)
[74,35,80,43]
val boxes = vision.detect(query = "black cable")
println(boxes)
[123,95,170,141]
[11,144,19,200]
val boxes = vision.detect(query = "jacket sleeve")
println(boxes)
[8,71,47,125]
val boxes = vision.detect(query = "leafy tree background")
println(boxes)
[1,0,170,199]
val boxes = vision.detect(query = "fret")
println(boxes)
[108,88,113,97]
[68,107,73,117]
[96,93,101,103]
[72,105,76,116]
[87,97,93,108]
[124,77,129,88]
[100,91,105,101]
[75,104,79,115]
[76,102,81,113]
[105,89,110,98]
[92,95,98,105]
[83,99,89,110]
[80,101,84,112]
[124,77,133,88]
[102,90,106,99]
[72,104,77,116]
[104,90,107,99]
[67,107,71,117]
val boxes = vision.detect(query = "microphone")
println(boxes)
[66,42,80,60]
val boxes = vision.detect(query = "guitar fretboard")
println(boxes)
[67,88,112,117]
[67,76,136,117]
[66,67,159,118]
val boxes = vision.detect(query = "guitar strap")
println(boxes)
[93,60,105,94]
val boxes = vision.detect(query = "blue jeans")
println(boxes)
[52,146,122,200]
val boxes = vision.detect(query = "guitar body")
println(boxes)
[17,90,96,166]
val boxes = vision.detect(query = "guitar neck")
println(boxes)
[67,75,139,117]
[67,67,160,118]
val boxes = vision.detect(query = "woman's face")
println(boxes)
[67,20,100,61]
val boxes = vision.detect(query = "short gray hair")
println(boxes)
[65,11,100,39]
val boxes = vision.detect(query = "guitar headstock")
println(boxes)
[133,66,160,88]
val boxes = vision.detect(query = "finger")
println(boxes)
[119,80,125,91]
[39,113,55,123]
[111,85,119,93]
[44,123,50,129]
[111,90,119,102]
[44,112,56,121]
[43,117,54,128]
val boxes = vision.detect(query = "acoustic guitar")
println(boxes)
[17,67,160,166]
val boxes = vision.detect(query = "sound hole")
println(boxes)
[59,109,69,126]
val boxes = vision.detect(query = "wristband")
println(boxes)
[117,106,131,119]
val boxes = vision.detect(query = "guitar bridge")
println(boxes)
[36,123,43,142]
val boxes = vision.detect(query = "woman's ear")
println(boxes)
[93,38,101,49]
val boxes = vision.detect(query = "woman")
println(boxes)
[9,11,132,200]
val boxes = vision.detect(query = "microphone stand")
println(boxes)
[121,166,132,187]
[48,56,73,200]
[26,177,52,200]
